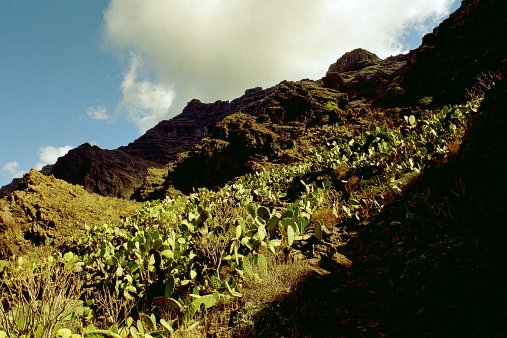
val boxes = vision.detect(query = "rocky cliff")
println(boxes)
[45,87,274,199]
[322,0,507,107]
[394,0,507,106]
[169,80,351,193]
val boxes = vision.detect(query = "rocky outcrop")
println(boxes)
[0,169,139,258]
[50,143,155,199]
[327,48,381,74]
[322,53,407,102]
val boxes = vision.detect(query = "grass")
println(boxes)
[0,256,84,337]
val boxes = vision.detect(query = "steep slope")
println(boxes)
[43,87,274,199]
[322,0,507,107]
[1,1,506,336]
[393,0,507,106]
[241,75,507,338]
[0,169,140,258]
[168,80,385,193]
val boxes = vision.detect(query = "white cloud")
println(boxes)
[86,106,110,120]
[2,161,24,179]
[35,145,74,170]
[118,52,175,133]
[104,0,457,121]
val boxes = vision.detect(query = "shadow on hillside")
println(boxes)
[232,79,507,338]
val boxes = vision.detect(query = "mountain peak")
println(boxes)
[327,48,381,74]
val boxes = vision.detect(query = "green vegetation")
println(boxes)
[418,96,434,107]
[0,101,475,337]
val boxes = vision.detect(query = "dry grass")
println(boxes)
[241,251,312,304]
[196,231,230,274]
[0,257,84,337]
[466,71,503,104]
[192,252,313,337]
[93,285,136,329]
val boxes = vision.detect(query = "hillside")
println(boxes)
[1,0,506,337]
[241,77,507,337]
[0,169,140,259]
[8,0,501,201]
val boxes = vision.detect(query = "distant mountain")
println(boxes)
[47,87,275,199]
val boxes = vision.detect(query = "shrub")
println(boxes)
[0,257,84,337]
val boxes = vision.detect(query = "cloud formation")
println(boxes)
[104,0,456,126]
[86,106,110,120]
[118,52,175,133]
[36,145,74,170]
[2,161,24,179]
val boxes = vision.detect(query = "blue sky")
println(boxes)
[1,1,134,185]
[0,0,460,187]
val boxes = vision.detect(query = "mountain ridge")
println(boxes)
[1,0,505,201]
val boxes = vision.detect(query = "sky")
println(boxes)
[0,0,460,188]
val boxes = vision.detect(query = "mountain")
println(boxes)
[43,87,274,199]
[1,1,504,201]
[30,0,502,201]
[1,0,507,335]
[0,0,496,201]
[323,0,507,107]
[393,0,507,106]
[0,0,504,214]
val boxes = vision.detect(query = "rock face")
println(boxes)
[322,0,507,107]
[326,48,381,74]
[385,0,507,106]
[170,80,349,192]
[322,53,407,102]
[117,86,278,166]
[120,99,233,165]
[48,87,274,198]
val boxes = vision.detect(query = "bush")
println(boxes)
[0,257,84,337]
